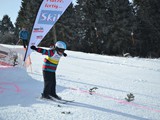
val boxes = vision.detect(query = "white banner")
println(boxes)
[24,0,72,61]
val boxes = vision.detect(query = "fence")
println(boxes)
[0,44,24,67]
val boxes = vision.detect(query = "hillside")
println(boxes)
[0,45,160,120]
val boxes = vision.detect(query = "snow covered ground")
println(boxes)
[0,44,160,120]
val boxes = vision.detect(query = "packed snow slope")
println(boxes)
[0,44,160,120]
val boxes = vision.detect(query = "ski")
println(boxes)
[49,96,74,104]
[58,99,74,103]
[38,96,74,104]
[54,99,74,104]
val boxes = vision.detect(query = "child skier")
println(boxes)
[30,41,67,100]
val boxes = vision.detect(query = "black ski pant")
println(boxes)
[22,40,28,48]
[42,71,56,97]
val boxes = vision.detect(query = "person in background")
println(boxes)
[30,41,67,100]
[19,28,29,48]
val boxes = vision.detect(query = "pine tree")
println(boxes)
[1,15,14,35]
[72,0,90,51]
[76,0,135,56]
[15,0,42,43]
[56,3,77,50]
[104,0,136,55]
[77,0,108,53]
[0,15,16,44]
[133,0,160,57]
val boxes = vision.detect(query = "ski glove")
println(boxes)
[31,46,37,50]
[63,53,67,57]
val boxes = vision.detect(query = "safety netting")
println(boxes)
[0,44,24,67]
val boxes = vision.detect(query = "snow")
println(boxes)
[0,44,160,120]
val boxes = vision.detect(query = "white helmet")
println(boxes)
[55,41,67,50]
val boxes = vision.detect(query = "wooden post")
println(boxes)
[53,25,57,43]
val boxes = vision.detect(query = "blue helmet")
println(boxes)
[55,41,67,50]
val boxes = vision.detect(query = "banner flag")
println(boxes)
[24,0,72,62]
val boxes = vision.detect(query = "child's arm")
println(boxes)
[30,46,54,56]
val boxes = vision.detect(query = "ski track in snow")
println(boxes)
[69,55,160,72]
[29,71,160,101]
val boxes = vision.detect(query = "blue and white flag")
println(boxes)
[24,0,72,62]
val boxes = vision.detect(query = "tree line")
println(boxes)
[0,0,160,58]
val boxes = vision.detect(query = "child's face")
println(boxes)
[57,49,65,55]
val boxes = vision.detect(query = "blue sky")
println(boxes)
[0,0,21,24]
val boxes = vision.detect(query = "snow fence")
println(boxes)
[0,44,25,66]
